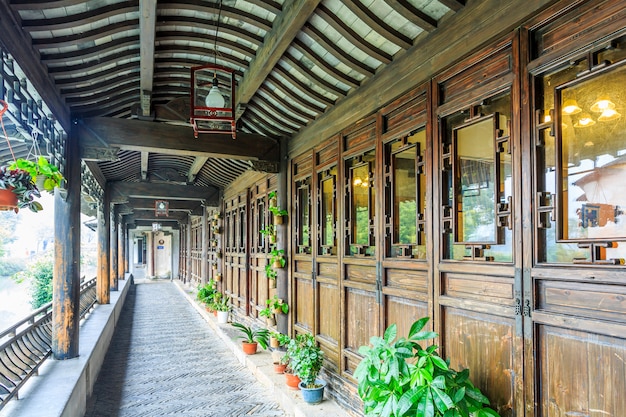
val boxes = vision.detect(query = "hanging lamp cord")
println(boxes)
[0,100,16,162]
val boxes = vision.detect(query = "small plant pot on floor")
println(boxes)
[216,311,228,324]
[273,362,287,374]
[284,372,301,390]
[242,342,258,355]
[299,379,326,404]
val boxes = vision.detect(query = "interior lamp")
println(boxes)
[205,73,225,108]
[562,99,582,115]
[590,97,616,113]
[574,113,596,128]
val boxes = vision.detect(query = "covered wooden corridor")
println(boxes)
[1,0,626,416]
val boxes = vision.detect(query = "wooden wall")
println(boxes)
[217,1,626,415]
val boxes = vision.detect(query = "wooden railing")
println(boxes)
[0,277,96,411]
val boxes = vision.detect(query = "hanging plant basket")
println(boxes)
[0,188,18,212]
[273,214,283,225]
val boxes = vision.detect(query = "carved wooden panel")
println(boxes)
[384,296,428,337]
[295,276,314,332]
[537,324,626,416]
[344,263,376,285]
[385,268,428,293]
[315,136,339,169]
[529,0,626,67]
[343,287,379,374]
[442,272,514,304]
[380,83,428,140]
[443,307,516,417]
[342,115,377,155]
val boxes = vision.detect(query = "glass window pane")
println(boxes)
[454,117,497,243]
[557,64,626,241]
[352,164,370,245]
[321,177,334,247]
[393,148,417,245]
[298,184,310,248]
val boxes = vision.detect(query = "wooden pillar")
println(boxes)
[276,137,289,335]
[52,134,81,360]
[110,204,118,290]
[201,204,208,285]
[118,219,125,280]
[97,186,110,304]
[186,215,192,283]
[125,222,130,273]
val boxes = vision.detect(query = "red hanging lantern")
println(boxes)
[190,64,236,139]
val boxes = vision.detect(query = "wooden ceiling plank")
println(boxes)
[437,0,465,12]
[344,0,413,49]
[302,23,376,77]
[282,53,348,97]
[315,4,392,64]
[267,73,326,114]
[258,84,316,122]
[273,64,335,107]
[126,197,203,211]
[383,0,437,32]
[253,93,307,128]
[0,1,70,131]
[236,0,322,110]
[292,38,361,88]
[19,1,139,31]
[77,117,280,162]
[140,0,157,117]
[188,156,209,183]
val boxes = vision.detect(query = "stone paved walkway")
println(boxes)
[84,280,287,417]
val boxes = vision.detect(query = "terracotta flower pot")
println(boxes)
[242,342,258,355]
[284,372,301,390]
[0,188,18,212]
[273,362,287,374]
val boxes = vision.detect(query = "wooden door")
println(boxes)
[432,36,523,417]
[524,2,626,415]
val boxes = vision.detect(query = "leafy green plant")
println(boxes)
[13,254,53,309]
[268,190,288,217]
[271,331,291,347]
[231,322,270,349]
[265,263,278,280]
[260,305,273,318]
[196,280,217,305]
[0,166,42,212]
[9,157,64,192]
[354,317,500,417]
[267,294,288,314]
[214,294,230,312]
[270,247,285,268]
[286,333,324,388]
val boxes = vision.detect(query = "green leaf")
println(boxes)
[408,317,429,338]
[397,386,426,415]
[416,388,435,417]
[383,323,397,344]
[431,354,449,371]
[453,386,466,403]
[477,408,501,417]
[466,387,490,404]
[431,386,454,412]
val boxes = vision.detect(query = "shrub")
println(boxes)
[13,254,54,309]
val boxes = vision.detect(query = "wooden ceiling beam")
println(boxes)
[77,117,279,162]
[0,1,70,131]
[188,156,209,183]
[110,181,219,204]
[139,0,157,117]
[126,198,203,211]
[235,0,321,111]
[383,0,437,32]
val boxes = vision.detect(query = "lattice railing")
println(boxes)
[0,277,96,410]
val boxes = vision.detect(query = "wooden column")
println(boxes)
[201,204,208,284]
[110,204,118,290]
[186,215,192,283]
[276,137,289,335]
[52,134,81,359]
[125,222,130,273]
[118,219,125,280]
[97,186,110,304]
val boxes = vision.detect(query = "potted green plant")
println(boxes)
[354,317,501,417]
[9,156,64,192]
[267,295,288,315]
[260,224,276,244]
[270,248,285,269]
[231,322,269,355]
[0,156,62,213]
[196,280,217,311]
[287,333,325,403]
[269,331,290,349]
[268,190,288,224]
[259,304,276,326]
[215,294,230,324]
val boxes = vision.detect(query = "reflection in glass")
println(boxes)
[298,184,310,248]
[557,64,626,241]
[352,164,370,245]
[320,167,337,252]
[393,148,416,244]
[454,117,497,244]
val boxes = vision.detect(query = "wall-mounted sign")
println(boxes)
[155,200,169,217]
